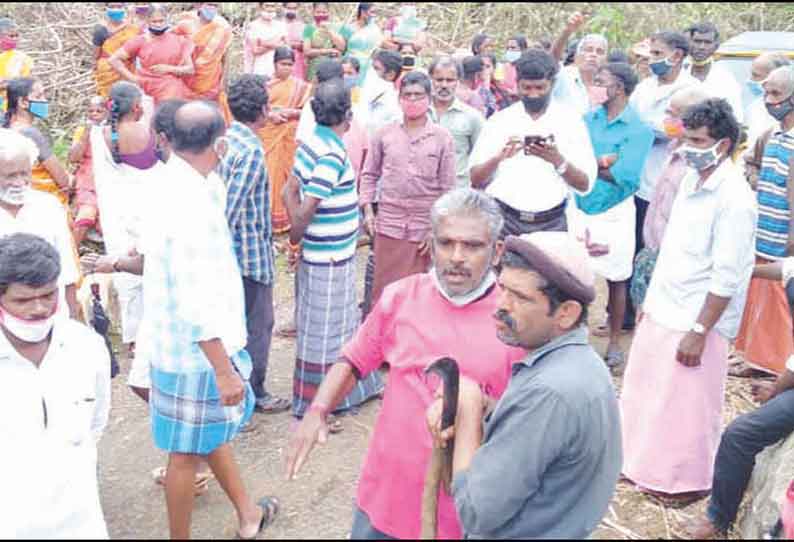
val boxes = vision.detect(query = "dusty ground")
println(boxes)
[97,244,759,539]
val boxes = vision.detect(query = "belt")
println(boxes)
[497,200,567,224]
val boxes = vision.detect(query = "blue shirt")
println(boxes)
[292,124,359,265]
[217,121,274,285]
[756,128,794,260]
[576,104,654,215]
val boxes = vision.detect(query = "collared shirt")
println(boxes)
[552,64,595,117]
[452,326,622,539]
[430,99,485,188]
[756,127,794,260]
[293,124,360,264]
[684,60,744,124]
[469,100,597,212]
[642,146,688,250]
[137,154,247,373]
[360,119,456,242]
[644,159,757,339]
[355,68,403,139]
[342,273,525,539]
[576,104,654,215]
[217,121,274,285]
[630,71,700,201]
[0,319,110,538]
[0,190,80,313]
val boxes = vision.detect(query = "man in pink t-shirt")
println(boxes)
[286,188,524,539]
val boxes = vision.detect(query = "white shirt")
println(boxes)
[684,60,744,124]
[552,65,593,118]
[644,159,757,339]
[745,97,777,156]
[468,100,597,212]
[0,319,110,538]
[630,71,701,201]
[0,190,80,314]
[137,155,247,373]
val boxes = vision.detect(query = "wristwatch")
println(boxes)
[555,160,569,175]
[691,322,706,335]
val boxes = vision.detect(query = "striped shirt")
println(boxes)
[292,124,359,264]
[756,128,794,260]
[217,121,274,285]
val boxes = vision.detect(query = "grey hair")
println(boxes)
[769,65,794,94]
[577,34,608,54]
[670,85,712,110]
[0,127,38,166]
[431,188,504,243]
[428,55,463,80]
[0,233,61,295]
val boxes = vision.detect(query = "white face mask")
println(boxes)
[431,267,497,307]
[0,183,27,206]
[0,303,57,343]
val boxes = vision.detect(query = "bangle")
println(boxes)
[308,401,330,417]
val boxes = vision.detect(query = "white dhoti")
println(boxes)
[570,196,636,282]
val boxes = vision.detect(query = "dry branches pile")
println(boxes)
[5,2,794,143]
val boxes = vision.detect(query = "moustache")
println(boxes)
[493,309,516,331]
[442,266,471,278]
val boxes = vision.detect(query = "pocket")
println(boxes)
[681,215,713,255]
[419,153,440,180]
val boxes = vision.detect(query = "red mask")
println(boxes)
[400,96,429,120]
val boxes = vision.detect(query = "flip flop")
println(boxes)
[605,350,625,368]
[254,396,291,414]
[326,415,344,434]
[274,325,297,339]
[237,496,280,540]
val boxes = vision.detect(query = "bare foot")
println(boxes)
[684,515,724,539]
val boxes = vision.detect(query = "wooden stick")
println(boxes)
[600,517,644,540]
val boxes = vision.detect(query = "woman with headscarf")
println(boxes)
[258,47,311,234]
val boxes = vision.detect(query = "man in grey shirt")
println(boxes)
[428,231,622,539]
[428,55,484,188]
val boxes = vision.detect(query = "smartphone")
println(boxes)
[524,134,554,155]
[402,55,416,67]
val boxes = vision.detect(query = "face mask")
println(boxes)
[0,36,17,51]
[400,96,429,119]
[106,8,127,22]
[662,116,685,139]
[28,100,49,120]
[285,11,297,21]
[521,93,550,114]
[0,183,27,206]
[343,75,358,91]
[589,85,609,106]
[747,79,766,98]
[504,50,521,63]
[314,14,329,25]
[766,96,794,122]
[431,267,497,307]
[199,6,217,21]
[681,140,723,171]
[149,25,169,36]
[649,56,675,77]
[0,302,57,344]
[690,56,712,67]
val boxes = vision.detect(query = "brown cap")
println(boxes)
[504,232,596,305]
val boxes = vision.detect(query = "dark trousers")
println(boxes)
[351,506,397,540]
[707,389,794,531]
[623,196,649,327]
[497,200,568,239]
[243,277,275,401]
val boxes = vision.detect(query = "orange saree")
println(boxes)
[123,33,194,104]
[257,76,311,233]
[95,23,140,98]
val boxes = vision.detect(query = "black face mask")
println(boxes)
[149,25,170,36]
[522,93,550,114]
[285,12,297,20]
[767,95,794,123]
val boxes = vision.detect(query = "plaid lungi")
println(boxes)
[293,257,383,417]
[150,350,255,455]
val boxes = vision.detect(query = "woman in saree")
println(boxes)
[303,2,346,82]
[244,3,287,78]
[342,3,383,86]
[108,4,194,106]
[93,3,141,98]
[4,78,72,208]
[258,46,311,234]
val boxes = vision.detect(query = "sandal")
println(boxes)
[274,324,297,339]
[237,496,280,539]
[605,350,625,369]
[643,489,708,509]
[254,396,291,414]
[327,415,344,434]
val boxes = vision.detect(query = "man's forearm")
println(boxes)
[65,284,79,320]
[774,370,794,398]
[754,262,783,281]
[307,360,359,414]
[116,254,145,276]
[696,293,731,331]
[199,338,236,376]
[560,163,589,192]
[452,396,485,476]
[470,156,500,188]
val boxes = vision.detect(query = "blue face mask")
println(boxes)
[747,79,765,98]
[28,100,49,120]
[106,8,127,22]
[199,6,217,21]
[649,56,675,77]
[504,50,521,63]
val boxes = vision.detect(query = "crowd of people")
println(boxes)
[3,1,794,540]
